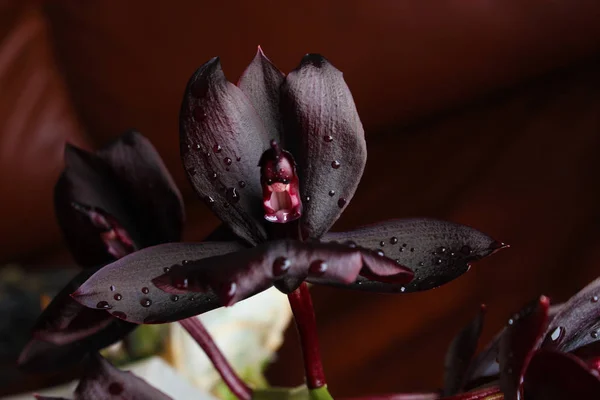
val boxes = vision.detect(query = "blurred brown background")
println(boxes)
[2,0,600,396]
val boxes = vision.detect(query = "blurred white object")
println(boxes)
[1,357,216,400]
[170,286,292,389]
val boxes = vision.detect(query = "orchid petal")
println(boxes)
[238,47,285,141]
[541,276,600,354]
[153,240,413,308]
[444,305,486,396]
[323,219,505,293]
[441,387,502,400]
[523,350,600,399]
[97,130,185,247]
[180,58,271,245]
[72,354,172,400]
[498,296,550,400]
[71,242,244,324]
[281,54,366,239]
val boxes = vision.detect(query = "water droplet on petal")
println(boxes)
[331,160,341,169]
[324,135,333,142]
[418,262,424,266]
[377,250,385,257]
[305,196,311,202]
[390,237,398,244]
[205,196,215,205]
[410,247,415,252]
[236,156,241,162]
[328,190,336,196]
[96,301,111,309]
[226,187,240,203]
[592,330,599,339]
[550,326,564,342]
[112,311,127,319]
[209,171,218,180]
[399,247,405,252]
[592,296,599,303]
[221,282,237,304]
[436,258,443,265]
[224,157,232,166]
[309,260,328,276]
[171,295,179,302]
[337,198,347,208]
[113,294,122,301]
[109,285,116,292]
[345,241,356,248]
[140,298,152,308]
[379,241,385,247]
[273,257,291,276]
[213,144,222,153]
[400,286,406,293]
[507,318,514,326]
[239,180,246,188]
[141,287,150,294]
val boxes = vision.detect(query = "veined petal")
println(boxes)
[281,54,366,239]
[153,240,413,308]
[323,219,506,293]
[97,130,185,247]
[498,296,550,400]
[180,58,271,245]
[238,47,285,141]
[71,242,245,325]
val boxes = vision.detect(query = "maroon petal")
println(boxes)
[281,54,366,240]
[444,305,487,396]
[237,47,285,141]
[524,350,600,399]
[72,354,172,400]
[180,57,271,245]
[541,276,600,354]
[441,387,502,400]
[97,130,185,247]
[498,296,550,400]
[342,394,440,400]
[71,242,244,324]
[56,145,137,267]
[152,240,413,308]
[324,219,506,293]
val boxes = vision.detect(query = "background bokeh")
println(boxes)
[2,0,600,396]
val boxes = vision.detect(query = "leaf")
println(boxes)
[524,350,600,400]
[237,46,285,141]
[323,219,506,293]
[152,240,413,307]
[281,54,366,240]
[498,296,550,400]
[180,57,271,245]
[444,305,486,396]
[71,242,245,324]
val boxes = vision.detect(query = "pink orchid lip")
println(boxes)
[263,180,302,223]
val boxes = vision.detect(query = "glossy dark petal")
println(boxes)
[237,47,285,141]
[73,354,172,400]
[71,242,244,324]
[323,219,506,293]
[281,54,366,239]
[541,276,600,354]
[18,320,135,373]
[499,296,550,400]
[152,240,413,307]
[444,305,486,396]
[524,350,600,400]
[441,387,502,400]
[180,57,270,245]
[97,130,185,247]
[56,145,137,267]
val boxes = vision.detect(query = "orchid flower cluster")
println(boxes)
[18,49,600,400]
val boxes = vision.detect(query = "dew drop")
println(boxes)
[273,257,291,276]
[224,157,232,166]
[328,190,336,196]
[345,241,357,248]
[181,260,190,265]
[236,156,241,162]
[96,301,111,309]
[209,171,218,180]
[400,286,406,293]
[112,311,127,319]
[402,243,407,247]
[108,382,124,395]
[399,247,405,252]
[140,298,152,308]
[550,326,564,342]
[331,160,341,169]
[189,295,196,301]
[337,198,347,208]
[305,196,311,202]
[436,258,443,265]
[222,282,237,303]
[418,261,424,266]
[171,295,179,302]
[195,143,201,150]
[438,247,447,253]
[213,144,222,153]
[410,247,415,252]
[390,237,398,245]
[592,330,599,339]
[226,187,240,203]
[323,135,333,142]
[113,294,122,301]
[593,296,599,303]
[379,241,385,247]
[309,260,328,276]
[239,180,246,188]
[110,285,116,292]
[141,287,150,294]
[205,195,215,205]
[163,266,171,274]
[376,250,385,257]
[186,167,197,176]
[461,245,473,255]
[507,318,514,326]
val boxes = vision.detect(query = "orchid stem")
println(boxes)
[287,282,326,389]
[179,317,252,400]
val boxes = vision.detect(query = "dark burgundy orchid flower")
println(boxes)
[36,353,172,400]
[438,276,600,399]
[69,49,504,328]
[18,131,185,371]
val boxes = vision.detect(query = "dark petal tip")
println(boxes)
[299,53,328,68]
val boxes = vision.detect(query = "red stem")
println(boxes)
[179,317,252,400]
[288,282,326,389]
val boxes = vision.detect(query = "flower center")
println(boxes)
[259,141,302,223]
